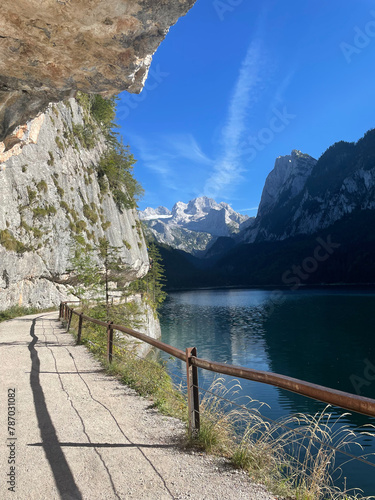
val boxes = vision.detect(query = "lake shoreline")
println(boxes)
[165,282,375,293]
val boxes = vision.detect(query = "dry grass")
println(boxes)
[68,309,187,420]
[191,377,375,500]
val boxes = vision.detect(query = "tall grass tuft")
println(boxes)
[193,377,375,500]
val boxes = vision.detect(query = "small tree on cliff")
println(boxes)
[69,244,102,301]
[69,238,126,315]
[129,242,167,311]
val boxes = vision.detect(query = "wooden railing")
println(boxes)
[59,301,375,437]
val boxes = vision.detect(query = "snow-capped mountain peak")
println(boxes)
[139,206,172,221]
[139,196,250,255]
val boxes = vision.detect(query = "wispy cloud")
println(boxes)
[204,39,265,198]
[269,68,296,110]
[162,134,213,165]
[240,206,259,212]
[129,133,214,197]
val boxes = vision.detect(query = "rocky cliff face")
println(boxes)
[242,150,317,242]
[257,150,317,217]
[140,196,250,255]
[242,132,375,243]
[0,98,149,310]
[157,133,375,289]
[0,0,196,141]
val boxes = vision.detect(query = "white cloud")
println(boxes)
[269,68,296,110]
[128,133,213,196]
[204,39,265,198]
[240,206,259,212]
[161,133,214,166]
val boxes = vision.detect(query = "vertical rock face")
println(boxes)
[242,150,317,242]
[257,150,317,217]
[0,0,197,141]
[241,132,375,244]
[0,98,149,310]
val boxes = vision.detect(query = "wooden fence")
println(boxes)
[59,301,375,437]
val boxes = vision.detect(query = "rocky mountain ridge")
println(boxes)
[242,131,375,243]
[156,129,375,289]
[140,196,251,255]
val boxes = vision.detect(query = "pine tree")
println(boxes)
[69,245,102,301]
[97,237,124,317]
[129,242,167,311]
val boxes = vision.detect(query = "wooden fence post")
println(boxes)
[77,313,83,344]
[67,308,73,331]
[59,303,62,319]
[107,322,114,364]
[186,347,200,437]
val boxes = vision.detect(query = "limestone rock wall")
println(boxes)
[0,98,149,310]
[0,0,196,141]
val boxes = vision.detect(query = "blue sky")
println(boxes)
[117,0,375,214]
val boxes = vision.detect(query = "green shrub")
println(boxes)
[97,143,143,210]
[55,136,65,151]
[20,218,32,232]
[83,204,98,224]
[75,92,91,114]
[27,187,37,204]
[73,234,86,246]
[32,205,57,218]
[36,180,48,193]
[91,95,116,127]
[75,220,87,232]
[47,152,54,166]
[0,229,27,253]
[60,201,69,211]
[72,123,96,150]
[32,227,43,238]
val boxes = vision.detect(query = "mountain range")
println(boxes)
[139,196,251,256]
[141,128,375,289]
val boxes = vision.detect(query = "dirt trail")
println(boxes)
[0,312,276,499]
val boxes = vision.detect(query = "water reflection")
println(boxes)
[160,288,375,495]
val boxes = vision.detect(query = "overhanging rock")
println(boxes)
[0,0,196,141]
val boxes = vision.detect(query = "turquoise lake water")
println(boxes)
[159,288,375,496]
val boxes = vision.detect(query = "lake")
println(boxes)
[159,288,375,496]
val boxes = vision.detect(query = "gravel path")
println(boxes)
[0,312,277,499]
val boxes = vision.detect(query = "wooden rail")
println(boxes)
[59,302,375,436]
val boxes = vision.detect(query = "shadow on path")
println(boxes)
[29,442,176,449]
[28,317,82,500]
